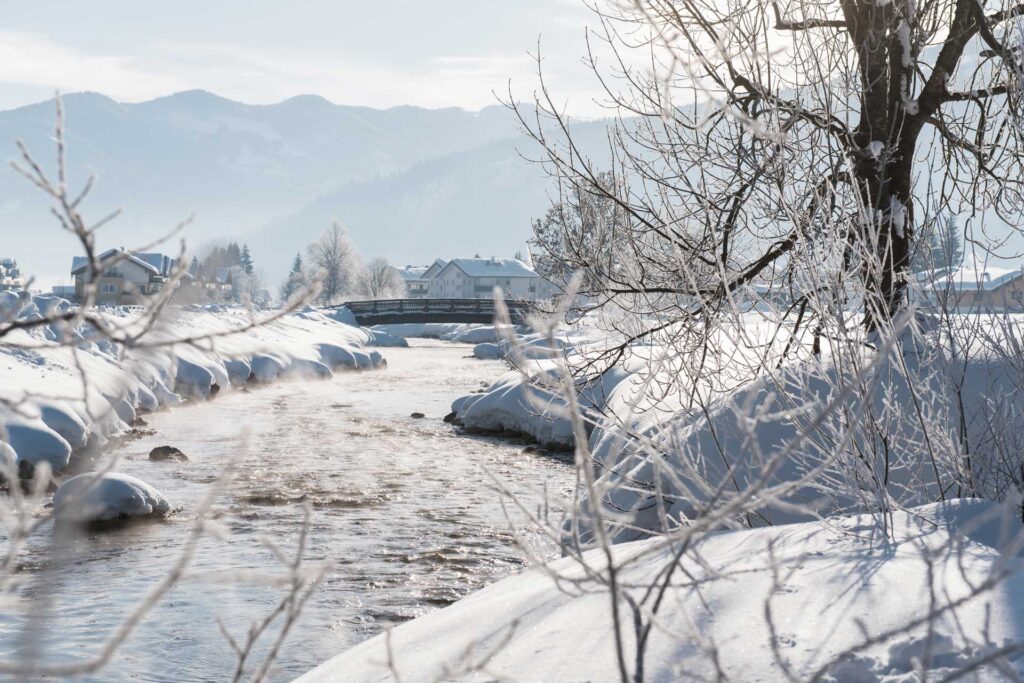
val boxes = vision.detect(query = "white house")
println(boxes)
[397,261,445,299]
[918,263,1024,311]
[71,249,194,305]
[0,258,24,292]
[427,257,551,300]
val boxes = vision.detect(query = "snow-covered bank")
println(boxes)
[299,499,1024,681]
[371,323,527,344]
[449,315,1024,541]
[0,300,384,472]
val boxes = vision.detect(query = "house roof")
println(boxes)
[398,265,431,281]
[422,258,448,278]
[71,248,161,276]
[444,257,538,279]
[136,252,194,280]
[924,264,1024,292]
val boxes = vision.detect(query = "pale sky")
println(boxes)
[0,0,609,113]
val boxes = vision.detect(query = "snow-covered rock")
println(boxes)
[224,357,253,385]
[366,329,409,348]
[53,472,171,523]
[472,342,504,360]
[38,401,90,451]
[3,413,72,471]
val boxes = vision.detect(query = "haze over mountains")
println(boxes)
[0,90,608,287]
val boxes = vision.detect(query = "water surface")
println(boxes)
[0,340,573,681]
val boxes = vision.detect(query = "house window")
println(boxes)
[101,283,118,294]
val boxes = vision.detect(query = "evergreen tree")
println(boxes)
[281,252,307,301]
[241,244,254,275]
[939,216,964,272]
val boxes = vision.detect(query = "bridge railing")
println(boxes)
[336,298,538,321]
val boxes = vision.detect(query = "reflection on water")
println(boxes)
[0,340,573,682]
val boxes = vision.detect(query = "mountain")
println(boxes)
[0,90,566,286]
[249,120,613,282]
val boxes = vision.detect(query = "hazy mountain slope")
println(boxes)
[0,91,530,285]
[250,120,614,284]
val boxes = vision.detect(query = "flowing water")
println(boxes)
[0,340,574,682]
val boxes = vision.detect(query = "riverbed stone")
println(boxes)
[149,445,188,461]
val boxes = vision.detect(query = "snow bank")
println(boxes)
[452,316,1024,541]
[299,500,1024,682]
[0,301,385,472]
[54,472,171,523]
[452,359,633,450]
[371,323,527,342]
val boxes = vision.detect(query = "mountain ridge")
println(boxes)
[0,90,590,286]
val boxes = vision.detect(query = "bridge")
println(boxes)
[337,298,538,326]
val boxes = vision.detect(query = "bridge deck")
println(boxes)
[335,298,537,326]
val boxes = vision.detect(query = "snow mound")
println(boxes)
[299,502,1024,682]
[472,342,504,360]
[366,329,409,348]
[2,413,72,471]
[54,472,171,523]
[452,364,632,450]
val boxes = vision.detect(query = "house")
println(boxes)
[70,249,194,305]
[397,259,446,298]
[427,257,551,300]
[0,258,25,291]
[920,263,1024,311]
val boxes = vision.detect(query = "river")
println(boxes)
[0,339,574,682]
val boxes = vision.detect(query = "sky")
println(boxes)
[0,0,608,113]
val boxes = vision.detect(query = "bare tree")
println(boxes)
[356,258,406,300]
[530,170,633,297]
[306,222,361,305]
[517,0,1024,346]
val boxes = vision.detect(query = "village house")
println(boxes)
[398,259,446,298]
[920,263,1024,311]
[70,248,194,305]
[0,258,25,291]
[427,257,551,300]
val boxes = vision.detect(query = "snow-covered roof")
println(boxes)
[445,258,539,279]
[398,265,430,281]
[422,259,448,278]
[924,264,1024,292]
[136,252,194,280]
[71,248,161,276]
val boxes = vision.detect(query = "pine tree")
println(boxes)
[241,244,254,275]
[281,252,307,301]
[939,216,964,272]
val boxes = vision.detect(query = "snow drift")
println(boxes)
[299,499,1024,682]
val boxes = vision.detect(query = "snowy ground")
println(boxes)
[300,499,1024,682]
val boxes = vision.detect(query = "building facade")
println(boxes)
[71,249,194,305]
[427,257,550,300]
